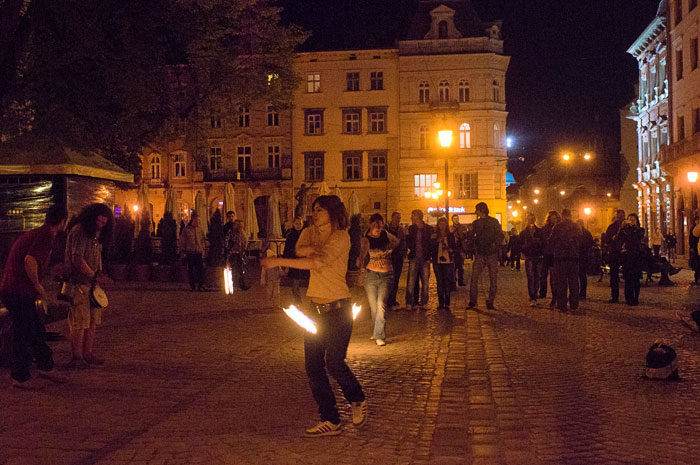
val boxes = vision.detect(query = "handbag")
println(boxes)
[57,281,75,303]
[89,284,109,309]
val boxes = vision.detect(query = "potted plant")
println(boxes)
[131,213,152,281]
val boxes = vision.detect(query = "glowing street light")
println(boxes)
[688,172,698,183]
[606,192,612,198]
[534,199,539,204]
[132,205,139,212]
[559,190,566,196]
[584,207,592,215]
[533,188,540,195]
[562,153,571,161]
[583,153,592,160]
[437,129,453,218]
[516,200,521,204]
[506,136,513,148]
[424,191,432,199]
[512,210,518,217]
[523,206,528,210]
[438,130,453,148]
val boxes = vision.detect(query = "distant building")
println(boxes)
[620,96,641,217]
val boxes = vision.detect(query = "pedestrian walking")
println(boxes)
[665,229,677,262]
[358,214,399,346]
[405,209,434,310]
[539,210,561,305]
[602,209,626,303]
[689,216,700,285]
[432,217,456,310]
[550,209,581,312]
[261,195,367,437]
[451,214,466,286]
[507,228,521,270]
[577,219,594,299]
[179,212,206,291]
[652,228,663,257]
[1,205,69,388]
[520,212,543,306]
[468,202,502,310]
[616,213,645,305]
[385,212,406,310]
[65,203,114,368]
[282,216,309,305]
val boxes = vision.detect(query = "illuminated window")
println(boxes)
[419,81,430,104]
[459,123,471,148]
[419,125,430,149]
[439,80,450,102]
[458,80,470,102]
[414,174,437,198]
[455,173,478,199]
[307,74,321,93]
[150,156,161,180]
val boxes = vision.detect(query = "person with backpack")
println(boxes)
[549,209,581,312]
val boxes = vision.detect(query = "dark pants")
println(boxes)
[2,293,54,383]
[524,257,542,301]
[454,253,465,284]
[579,260,589,297]
[386,253,404,307]
[509,253,521,270]
[653,245,661,257]
[304,300,365,424]
[553,260,579,310]
[539,257,552,298]
[186,252,204,290]
[623,259,642,305]
[609,260,621,302]
[434,263,455,307]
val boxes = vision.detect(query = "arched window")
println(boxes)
[420,125,430,149]
[150,155,161,180]
[492,80,500,102]
[458,80,470,102]
[419,81,430,104]
[438,21,448,39]
[438,80,450,103]
[459,123,471,149]
[493,123,502,147]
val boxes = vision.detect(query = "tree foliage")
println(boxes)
[0,0,306,178]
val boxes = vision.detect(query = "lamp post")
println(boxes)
[438,129,453,218]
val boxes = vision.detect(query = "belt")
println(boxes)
[311,299,348,314]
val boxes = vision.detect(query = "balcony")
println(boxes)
[660,131,700,164]
[203,167,291,182]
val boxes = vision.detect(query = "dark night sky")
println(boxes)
[278,0,661,169]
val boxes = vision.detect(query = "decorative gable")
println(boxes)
[424,5,463,40]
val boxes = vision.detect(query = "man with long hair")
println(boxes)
[65,203,114,369]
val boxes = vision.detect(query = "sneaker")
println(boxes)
[304,420,342,437]
[12,378,43,390]
[529,300,537,307]
[84,353,105,366]
[66,357,89,370]
[375,339,386,346]
[467,302,476,309]
[38,370,68,384]
[486,302,495,310]
[351,400,368,428]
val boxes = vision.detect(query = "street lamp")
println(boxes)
[438,129,453,218]
[562,153,571,161]
[559,190,566,196]
[583,153,592,161]
[533,188,540,195]
[584,207,592,215]
[688,172,698,183]
[534,199,539,204]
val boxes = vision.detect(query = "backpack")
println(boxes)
[644,341,679,380]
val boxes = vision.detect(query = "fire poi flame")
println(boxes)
[352,303,362,320]
[223,267,234,295]
[283,305,318,334]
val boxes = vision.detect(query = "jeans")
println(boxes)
[186,252,204,290]
[364,270,392,340]
[304,300,365,424]
[509,253,521,270]
[406,259,430,307]
[2,293,54,383]
[454,253,465,284]
[434,263,455,307]
[524,257,542,301]
[539,257,552,298]
[386,253,404,307]
[470,253,498,305]
[578,260,589,297]
[553,260,579,310]
[609,259,621,301]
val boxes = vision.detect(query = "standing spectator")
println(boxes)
[463,223,475,260]
[468,202,502,310]
[651,228,663,257]
[507,228,521,270]
[223,211,236,240]
[539,210,561,306]
[520,212,543,306]
[65,203,114,368]
[1,205,68,388]
[550,209,581,312]
[261,195,367,436]
[689,216,700,285]
[224,219,248,291]
[577,219,594,300]
[616,213,645,305]
[359,214,399,346]
[498,230,509,267]
[283,216,308,305]
[385,212,406,310]
[432,217,456,310]
[603,210,626,303]
[405,210,434,310]
[665,229,677,262]
[451,214,466,286]
[179,212,206,291]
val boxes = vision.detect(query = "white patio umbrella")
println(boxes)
[267,191,283,239]
[347,191,360,216]
[318,181,331,196]
[164,186,177,216]
[137,183,151,220]
[194,191,208,236]
[332,185,342,201]
[224,183,236,216]
[243,188,259,241]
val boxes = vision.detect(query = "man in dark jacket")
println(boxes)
[507,228,521,270]
[468,202,502,310]
[576,219,594,299]
[405,209,434,309]
[603,209,625,303]
[385,212,407,309]
[520,213,543,306]
[283,216,308,304]
[550,209,581,311]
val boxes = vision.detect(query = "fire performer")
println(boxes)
[262,195,367,437]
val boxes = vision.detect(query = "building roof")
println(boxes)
[0,138,134,183]
[404,0,488,40]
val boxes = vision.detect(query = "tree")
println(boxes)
[0,0,306,178]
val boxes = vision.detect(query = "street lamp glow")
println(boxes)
[424,191,432,199]
[534,199,539,204]
[516,199,521,204]
[584,207,592,215]
[431,192,439,200]
[583,153,592,160]
[523,206,528,210]
[562,153,571,161]
[437,190,444,197]
[132,205,139,212]
[688,172,698,183]
[607,192,612,197]
[512,210,518,217]
[434,182,441,189]
[438,129,453,148]
[506,136,513,148]
[559,190,566,196]
[534,189,540,195]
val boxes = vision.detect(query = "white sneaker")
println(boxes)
[375,339,386,346]
[351,400,368,428]
[304,420,342,437]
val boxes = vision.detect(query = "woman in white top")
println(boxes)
[262,195,367,437]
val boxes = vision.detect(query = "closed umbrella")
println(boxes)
[137,183,151,220]
[332,185,342,201]
[224,183,236,216]
[243,188,259,241]
[164,187,177,216]
[267,191,283,239]
[194,191,208,236]
[347,191,360,216]
[318,181,331,196]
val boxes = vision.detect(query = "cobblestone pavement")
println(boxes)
[1,264,700,465]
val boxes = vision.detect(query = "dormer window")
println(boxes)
[438,21,448,39]
[425,5,462,40]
